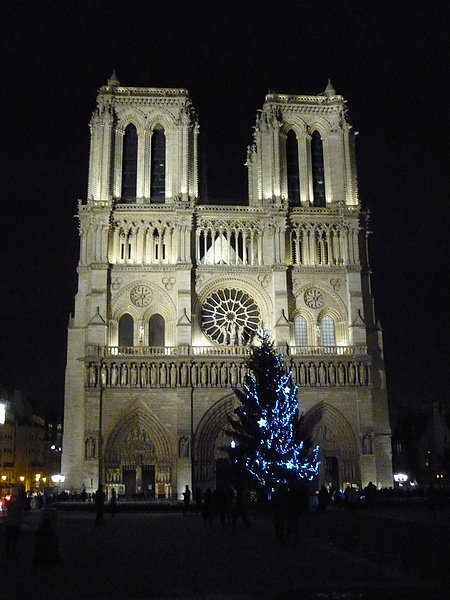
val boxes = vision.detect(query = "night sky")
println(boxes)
[1,1,449,420]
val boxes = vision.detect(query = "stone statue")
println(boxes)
[179,435,190,458]
[338,362,345,385]
[191,363,197,387]
[100,363,107,387]
[180,363,188,387]
[328,363,336,386]
[210,363,217,386]
[318,362,326,386]
[348,362,356,385]
[130,363,138,386]
[150,363,157,386]
[111,363,118,386]
[220,363,228,386]
[299,363,306,386]
[309,363,316,385]
[170,363,177,387]
[140,363,147,386]
[89,363,97,386]
[200,363,208,386]
[120,363,127,386]
[160,363,167,387]
[85,436,96,460]
[230,363,237,386]
[359,362,367,385]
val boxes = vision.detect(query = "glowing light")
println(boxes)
[257,418,267,428]
[230,440,236,449]
[394,473,408,483]
[51,474,65,484]
[0,403,5,425]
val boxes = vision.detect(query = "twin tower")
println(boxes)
[62,74,392,498]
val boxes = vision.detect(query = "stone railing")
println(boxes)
[85,344,366,358]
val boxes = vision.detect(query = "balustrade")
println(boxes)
[85,355,370,389]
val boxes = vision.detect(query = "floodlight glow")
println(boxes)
[0,403,5,425]
[394,473,408,482]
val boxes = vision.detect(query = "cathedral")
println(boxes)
[61,73,393,498]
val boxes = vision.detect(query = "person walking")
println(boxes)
[182,485,191,515]
[95,483,106,524]
[5,486,25,559]
[110,488,117,517]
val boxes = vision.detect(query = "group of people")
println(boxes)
[182,484,252,528]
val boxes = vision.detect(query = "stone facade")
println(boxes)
[61,74,393,498]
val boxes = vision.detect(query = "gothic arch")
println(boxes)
[300,402,359,486]
[281,117,308,138]
[116,110,147,135]
[104,400,174,467]
[194,394,238,485]
[112,279,177,322]
[145,111,178,133]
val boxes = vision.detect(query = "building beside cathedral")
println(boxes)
[61,73,393,498]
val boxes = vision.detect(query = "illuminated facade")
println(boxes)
[61,74,392,497]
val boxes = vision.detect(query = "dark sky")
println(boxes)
[1,0,449,420]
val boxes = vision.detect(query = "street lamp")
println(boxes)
[0,402,6,425]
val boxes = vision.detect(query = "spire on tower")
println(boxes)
[107,70,120,88]
[320,78,337,97]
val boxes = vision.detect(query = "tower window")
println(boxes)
[121,124,138,202]
[294,316,308,346]
[286,130,300,206]
[118,314,134,347]
[311,131,326,207]
[320,315,336,346]
[151,127,166,203]
[149,314,165,346]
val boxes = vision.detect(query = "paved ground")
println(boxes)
[0,503,449,599]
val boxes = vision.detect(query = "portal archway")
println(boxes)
[300,402,359,489]
[194,394,238,489]
[104,403,174,498]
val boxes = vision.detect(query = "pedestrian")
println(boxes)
[194,487,203,516]
[5,486,25,559]
[202,488,215,525]
[182,485,191,515]
[318,485,329,510]
[232,487,250,528]
[94,483,106,524]
[110,488,117,517]
[272,484,289,539]
[34,508,59,565]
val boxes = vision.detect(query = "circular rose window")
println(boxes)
[201,288,260,345]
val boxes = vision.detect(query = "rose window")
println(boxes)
[201,288,260,345]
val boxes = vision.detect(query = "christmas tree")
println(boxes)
[227,330,319,489]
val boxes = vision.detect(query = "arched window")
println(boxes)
[294,316,308,346]
[286,130,300,206]
[121,124,138,202]
[320,315,336,347]
[311,131,326,207]
[151,127,166,203]
[149,314,165,347]
[118,314,134,347]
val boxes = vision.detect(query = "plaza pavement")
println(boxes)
[0,502,448,599]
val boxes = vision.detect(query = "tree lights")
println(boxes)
[227,330,319,489]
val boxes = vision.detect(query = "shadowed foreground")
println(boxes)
[0,504,448,599]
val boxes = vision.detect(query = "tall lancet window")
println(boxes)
[149,314,165,346]
[311,131,326,207]
[118,314,134,347]
[151,126,166,203]
[286,130,300,206]
[320,315,336,347]
[121,124,138,202]
[294,316,308,346]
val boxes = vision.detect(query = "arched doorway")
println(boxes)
[194,394,238,490]
[104,404,174,499]
[300,402,359,490]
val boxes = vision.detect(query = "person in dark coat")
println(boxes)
[34,508,59,564]
[95,483,106,524]
[182,485,191,515]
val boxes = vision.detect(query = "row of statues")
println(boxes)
[87,359,369,388]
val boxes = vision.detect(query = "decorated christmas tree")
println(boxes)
[227,330,319,489]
